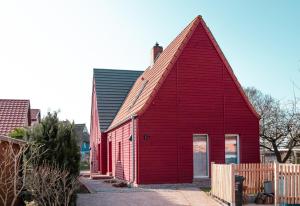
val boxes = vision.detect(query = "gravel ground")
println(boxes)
[77,177,219,206]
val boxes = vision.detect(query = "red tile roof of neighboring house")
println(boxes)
[30,109,40,121]
[0,99,30,136]
[107,15,259,131]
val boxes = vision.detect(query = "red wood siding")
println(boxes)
[90,81,100,173]
[90,80,108,174]
[138,69,179,184]
[137,20,259,184]
[223,67,260,163]
[107,120,136,182]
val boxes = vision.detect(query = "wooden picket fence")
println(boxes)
[275,164,300,205]
[234,163,274,195]
[211,163,235,204]
[211,163,300,205]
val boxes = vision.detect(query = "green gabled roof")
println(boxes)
[93,68,143,131]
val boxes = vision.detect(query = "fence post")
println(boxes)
[274,162,278,206]
[211,162,215,196]
[231,164,235,206]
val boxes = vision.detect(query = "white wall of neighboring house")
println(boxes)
[261,149,300,164]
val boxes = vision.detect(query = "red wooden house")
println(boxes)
[90,16,260,184]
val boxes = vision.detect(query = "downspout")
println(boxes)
[131,115,137,185]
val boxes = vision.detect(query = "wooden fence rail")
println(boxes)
[211,163,300,206]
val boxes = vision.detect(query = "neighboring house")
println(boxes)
[30,109,41,126]
[0,100,38,203]
[261,148,300,164]
[74,123,90,161]
[90,16,260,184]
[0,99,31,136]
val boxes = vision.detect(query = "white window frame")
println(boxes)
[225,134,240,164]
[193,134,209,178]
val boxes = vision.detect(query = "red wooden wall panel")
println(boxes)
[136,18,259,184]
[90,81,100,173]
[99,19,259,184]
[107,120,136,182]
[90,80,109,174]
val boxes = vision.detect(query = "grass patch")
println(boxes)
[200,187,211,193]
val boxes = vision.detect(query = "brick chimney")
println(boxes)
[151,42,163,65]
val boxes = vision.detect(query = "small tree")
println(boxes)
[27,112,81,176]
[0,112,81,205]
[245,87,300,162]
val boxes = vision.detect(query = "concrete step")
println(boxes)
[81,173,91,178]
[90,174,113,180]
[80,171,91,178]
[193,178,211,188]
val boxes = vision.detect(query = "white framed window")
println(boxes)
[193,134,209,178]
[225,134,240,164]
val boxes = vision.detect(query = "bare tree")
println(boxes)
[0,139,42,206]
[245,87,300,163]
[26,163,79,206]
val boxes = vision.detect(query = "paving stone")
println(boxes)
[77,177,219,206]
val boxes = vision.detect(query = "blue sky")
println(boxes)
[0,0,299,128]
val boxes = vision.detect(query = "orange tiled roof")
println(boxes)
[107,16,201,131]
[0,99,30,135]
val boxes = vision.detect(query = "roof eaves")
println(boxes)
[104,114,137,133]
